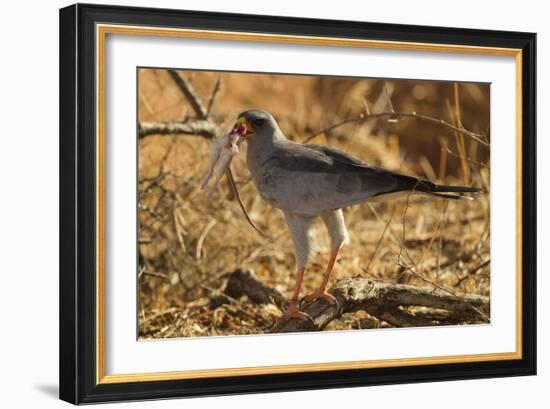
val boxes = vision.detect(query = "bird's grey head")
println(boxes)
[233,109,285,144]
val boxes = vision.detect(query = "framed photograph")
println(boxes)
[59,3,536,404]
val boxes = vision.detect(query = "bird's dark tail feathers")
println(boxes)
[408,179,482,200]
[376,173,483,201]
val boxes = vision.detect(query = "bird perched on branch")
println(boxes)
[233,109,480,321]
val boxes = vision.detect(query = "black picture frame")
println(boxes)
[59,3,536,404]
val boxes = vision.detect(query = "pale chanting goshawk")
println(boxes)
[233,109,480,321]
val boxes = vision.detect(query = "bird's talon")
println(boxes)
[302,290,339,309]
[282,303,314,323]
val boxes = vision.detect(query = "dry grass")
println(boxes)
[137,69,490,339]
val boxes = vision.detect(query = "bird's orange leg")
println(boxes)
[282,267,313,322]
[302,247,340,306]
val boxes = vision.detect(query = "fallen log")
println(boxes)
[215,269,490,333]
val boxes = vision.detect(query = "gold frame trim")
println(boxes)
[96,23,523,385]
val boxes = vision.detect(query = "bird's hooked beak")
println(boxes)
[233,116,254,138]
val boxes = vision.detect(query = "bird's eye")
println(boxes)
[252,118,265,127]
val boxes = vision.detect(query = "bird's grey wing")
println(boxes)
[256,143,402,215]
[295,144,480,200]
[305,144,368,167]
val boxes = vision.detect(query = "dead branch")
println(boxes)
[167,70,208,119]
[139,120,218,139]
[215,270,489,333]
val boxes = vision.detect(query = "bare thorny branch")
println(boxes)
[302,110,490,146]
[141,70,267,238]
[302,81,489,149]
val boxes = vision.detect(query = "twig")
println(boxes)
[173,207,187,255]
[417,201,449,272]
[206,77,222,119]
[195,219,217,259]
[140,307,179,324]
[139,90,155,115]
[383,81,396,113]
[452,83,470,184]
[364,205,396,275]
[167,70,207,119]
[398,188,415,262]
[444,146,489,169]
[455,259,490,286]
[139,270,169,280]
[302,111,489,146]
[438,137,448,181]
[435,232,443,280]
[362,97,371,115]
[367,203,418,271]
[395,183,423,283]
[146,137,175,183]
[397,259,489,321]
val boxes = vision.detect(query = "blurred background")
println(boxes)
[138,68,490,338]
